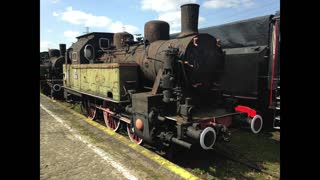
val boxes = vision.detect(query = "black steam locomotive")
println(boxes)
[40,44,66,99]
[61,3,263,151]
[197,12,281,129]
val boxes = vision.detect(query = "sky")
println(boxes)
[40,0,280,52]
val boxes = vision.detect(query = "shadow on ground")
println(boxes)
[167,128,280,180]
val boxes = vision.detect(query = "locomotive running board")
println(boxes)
[63,87,130,103]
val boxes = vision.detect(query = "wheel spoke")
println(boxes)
[112,118,116,128]
[82,97,97,120]
[86,106,96,120]
[103,110,120,132]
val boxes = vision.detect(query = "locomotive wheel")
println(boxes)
[103,111,120,131]
[87,106,97,120]
[80,103,87,115]
[127,123,143,145]
[83,98,97,120]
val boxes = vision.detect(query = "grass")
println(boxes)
[174,129,280,179]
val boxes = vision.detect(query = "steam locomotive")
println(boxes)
[60,3,263,150]
[195,12,281,129]
[40,44,66,99]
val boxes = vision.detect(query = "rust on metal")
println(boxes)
[144,20,169,43]
[151,68,163,95]
[113,32,134,49]
[177,4,200,38]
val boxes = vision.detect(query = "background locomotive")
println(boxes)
[192,11,281,129]
[62,3,264,151]
[40,44,66,99]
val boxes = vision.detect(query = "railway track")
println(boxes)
[213,143,280,178]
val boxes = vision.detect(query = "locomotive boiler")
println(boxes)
[63,4,263,150]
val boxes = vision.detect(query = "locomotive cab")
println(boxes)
[68,32,115,64]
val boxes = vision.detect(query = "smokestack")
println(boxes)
[177,3,200,38]
[59,44,66,57]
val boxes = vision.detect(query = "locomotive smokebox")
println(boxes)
[178,3,199,38]
[59,44,66,57]
[144,20,169,43]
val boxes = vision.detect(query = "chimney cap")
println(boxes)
[180,3,199,8]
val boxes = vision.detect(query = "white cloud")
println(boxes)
[109,21,139,34]
[140,0,205,33]
[141,0,197,12]
[158,11,205,31]
[66,6,72,11]
[158,11,181,28]
[51,0,60,4]
[56,6,140,35]
[242,0,255,7]
[203,0,254,9]
[158,11,205,28]
[47,29,53,33]
[199,16,205,23]
[63,30,80,42]
[40,41,54,52]
[170,29,181,34]
[52,11,59,17]
[58,6,140,34]
[60,6,112,27]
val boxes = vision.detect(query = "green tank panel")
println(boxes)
[63,63,138,101]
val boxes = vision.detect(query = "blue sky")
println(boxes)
[40,0,280,52]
